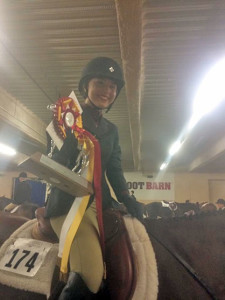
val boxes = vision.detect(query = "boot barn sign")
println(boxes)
[124,172,174,201]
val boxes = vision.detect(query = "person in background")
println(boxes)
[4,171,32,212]
[216,198,225,210]
[45,57,143,299]
[14,172,32,204]
[130,190,136,200]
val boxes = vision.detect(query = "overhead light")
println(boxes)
[160,57,225,171]
[169,140,183,156]
[160,162,168,170]
[188,115,199,131]
[0,143,16,156]
[192,57,225,128]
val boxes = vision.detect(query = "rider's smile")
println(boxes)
[87,78,117,109]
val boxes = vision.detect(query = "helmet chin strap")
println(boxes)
[87,96,103,110]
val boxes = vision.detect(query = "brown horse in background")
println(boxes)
[10,203,39,219]
[1,203,39,219]
[0,196,39,219]
[0,211,29,246]
[0,196,13,210]
[144,211,225,300]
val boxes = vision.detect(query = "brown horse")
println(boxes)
[1,209,224,299]
[0,196,13,210]
[11,203,39,219]
[144,211,225,300]
[0,211,29,246]
[0,196,39,219]
[0,208,157,300]
[3,203,39,219]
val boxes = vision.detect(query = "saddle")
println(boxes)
[32,207,58,243]
[32,207,137,300]
[103,209,137,300]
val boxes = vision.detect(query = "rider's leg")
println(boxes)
[58,272,94,300]
[50,201,104,297]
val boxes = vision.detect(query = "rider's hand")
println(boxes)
[121,194,143,221]
[64,128,78,148]
[52,129,79,167]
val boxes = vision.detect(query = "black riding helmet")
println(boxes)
[78,57,125,110]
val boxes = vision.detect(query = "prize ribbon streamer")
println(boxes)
[53,97,104,276]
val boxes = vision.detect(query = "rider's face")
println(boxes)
[86,78,117,109]
[217,203,224,209]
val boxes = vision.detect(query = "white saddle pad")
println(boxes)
[123,216,158,300]
[0,219,59,297]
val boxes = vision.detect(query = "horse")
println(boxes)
[0,208,158,300]
[143,201,177,219]
[2,203,39,219]
[144,200,200,219]
[175,201,200,216]
[10,203,39,219]
[198,202,217,213]
[0,211,29,246]
[0,196,39,219]
[0,196,13,210]
[1,208,224,299]
[144,211,225,300]
[1,209,224,300]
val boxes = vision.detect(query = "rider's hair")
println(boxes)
[19,172,27,178]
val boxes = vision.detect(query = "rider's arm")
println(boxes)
[52,130,80,170]
[105,128,143,220]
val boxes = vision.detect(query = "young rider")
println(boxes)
[45,57,143,299]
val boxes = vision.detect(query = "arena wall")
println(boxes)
[1,171,225,204]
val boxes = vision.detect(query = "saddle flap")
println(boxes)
[103,209,137,300]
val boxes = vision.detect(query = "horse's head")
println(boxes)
[0,197,13,211]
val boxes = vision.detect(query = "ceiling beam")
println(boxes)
[189,134,225,172]
[115,0,142,170]
[0,87,47,148]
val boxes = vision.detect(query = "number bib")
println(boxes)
[0,238,53,277]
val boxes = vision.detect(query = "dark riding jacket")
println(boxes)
[45,104,128,218]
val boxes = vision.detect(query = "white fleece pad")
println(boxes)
[123,216,158,300]
[0,219,59,297]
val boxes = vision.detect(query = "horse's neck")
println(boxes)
[146,213,225,257]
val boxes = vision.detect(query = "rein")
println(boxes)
[148,231,218,300]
